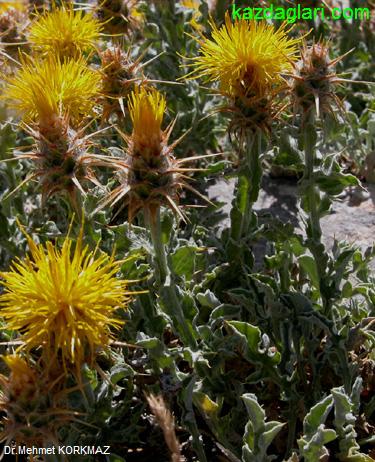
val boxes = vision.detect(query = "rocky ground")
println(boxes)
[208,176,375,265]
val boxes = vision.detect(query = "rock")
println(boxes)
[208,176,375,257]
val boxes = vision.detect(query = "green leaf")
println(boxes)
[179,376,208,462]
[315,172,360,196]
[242,393,266,436]
[204,160,229,175]
[228,321,281,366]
[210,304,241,321]
[298,255,320,288]
[331,381,372,461]
[110,363,134,385]
[241,393,284,461]
[108,454,127,462]
[196,290,220,308]
[304,395,333,436]
[170,245,198,280]
[260,421,286,448]
[298,426,337,462]
[136,336,161,349]
[298,395,337,462]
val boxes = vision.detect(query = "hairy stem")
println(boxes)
[302,114,329,312]
[229,130,263,252]
[148,207,197,350]
[303,117,322,244]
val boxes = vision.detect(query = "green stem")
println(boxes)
[229,130,263,247]
[303,117,322,244]
[148,208,197,350]
[302,113,330,312]
[149,208,169,285]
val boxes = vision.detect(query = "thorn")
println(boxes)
[164,194,188,223]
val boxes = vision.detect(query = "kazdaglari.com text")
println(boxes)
[231,3,372,23]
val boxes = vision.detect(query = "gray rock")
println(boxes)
[208,176,375,255]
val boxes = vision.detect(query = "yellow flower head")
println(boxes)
[186,12,300,99]
[28,5,102,59]
[128,86,166,154]
[3,55,101,124]
[0,225,130,368]
[0,1,26,13]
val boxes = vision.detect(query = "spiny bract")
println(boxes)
[101,45,144,120]
[291,41,345,120]
[96,86,208,222]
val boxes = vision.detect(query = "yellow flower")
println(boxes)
[28,4,102,59]
[186,12,300,99]
[3,55,101,124]
[0,1,26,13]
[0,225,130,368]
[181,0,204,31]
[128,86,166,154]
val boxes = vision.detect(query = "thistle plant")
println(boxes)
[96,86,206,348]
[2,54,101,208]
[0,224,131,372]
[0,2,373,460]
[291,41,359,314]
[186,14,301,259]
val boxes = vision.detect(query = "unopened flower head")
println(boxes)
[3,54,101,125]
[292,41,345,120]
[29,4,102,59]
[101,46,144,121]
[96,86,210,222]
[0,0,28,64]
[129,86,166,156]
[0,354,74,446]
[0,225,131,369]
[186,12,300,100]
